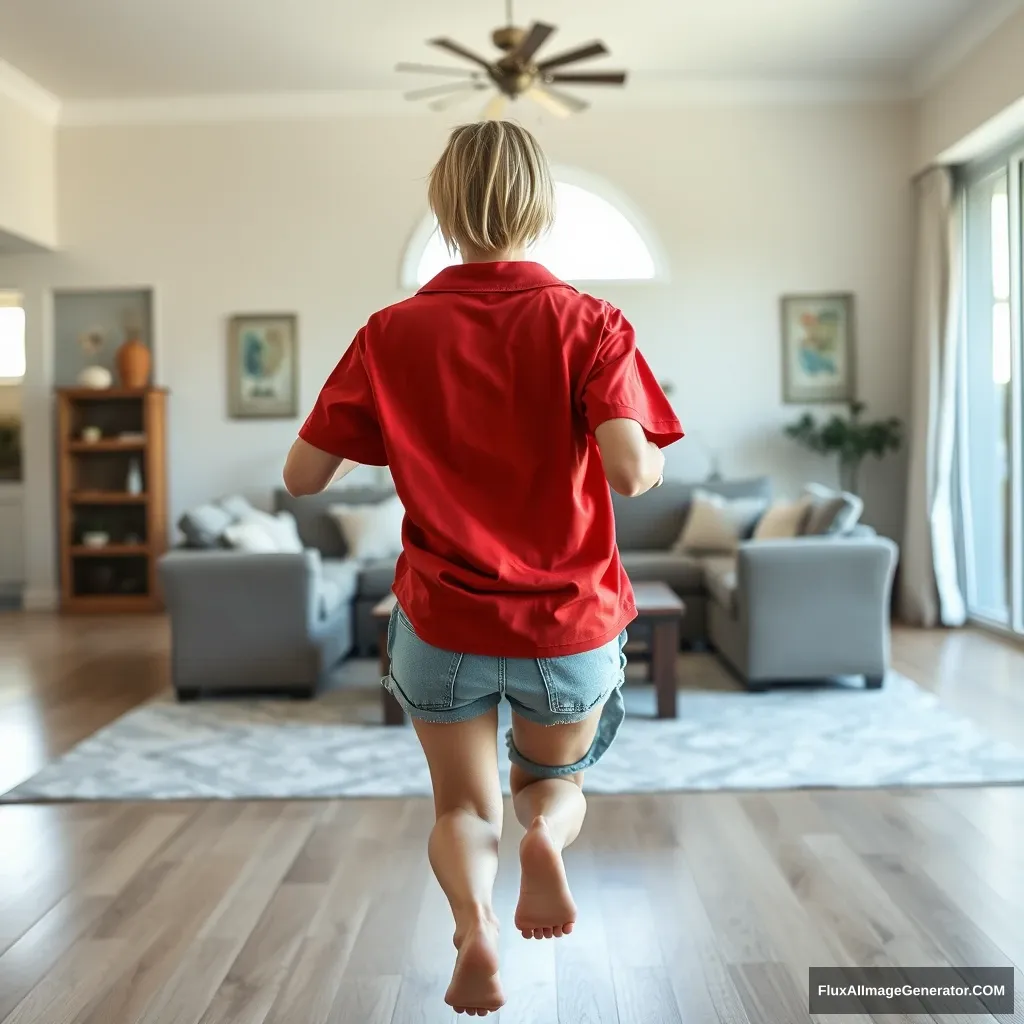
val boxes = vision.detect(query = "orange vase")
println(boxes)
[116,333,151,389]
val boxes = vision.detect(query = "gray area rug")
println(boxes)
[5,656,1024,801]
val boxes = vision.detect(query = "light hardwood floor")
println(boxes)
[0,613,1022,1023]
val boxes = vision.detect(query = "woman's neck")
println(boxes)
[460,245,526,264]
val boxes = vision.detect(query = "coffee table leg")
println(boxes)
[652,619,679,719]
[378,622,406,726]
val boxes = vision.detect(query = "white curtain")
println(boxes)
[899,167,967,628]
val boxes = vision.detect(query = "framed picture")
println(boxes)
[780,293,855,404]
[227,314,298,418]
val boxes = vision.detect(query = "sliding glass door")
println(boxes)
[962,152,1023,634]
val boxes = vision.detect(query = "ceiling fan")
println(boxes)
[396,0,627,119]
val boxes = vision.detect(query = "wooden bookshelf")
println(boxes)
[57,388,168,613]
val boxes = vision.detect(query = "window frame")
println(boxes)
[398,165,668,290]
[959,145,1024,637]
[0,302,26,386]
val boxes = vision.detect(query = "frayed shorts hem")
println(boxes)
[505,683,626,779]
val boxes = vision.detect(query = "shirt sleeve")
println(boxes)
[298,328,388,465]
[580,306,684,447]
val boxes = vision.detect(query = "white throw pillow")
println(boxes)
[223,520,280,554]
[219,494,256,521]
[329,495,404,560]
[236,508,304,553]
[674,489,768,554]
[752,497,813,540]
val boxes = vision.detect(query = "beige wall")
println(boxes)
[917,6,1024,167]
[0,103,914,602]
[0,92,56,250]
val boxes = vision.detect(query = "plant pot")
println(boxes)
[839,459,860,496]
[116,335,151,389]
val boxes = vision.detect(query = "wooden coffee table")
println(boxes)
[631,582,685,719]
[372,593,406,726]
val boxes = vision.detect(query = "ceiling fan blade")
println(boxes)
[405,81,486,101]
[481,93,508,120]
[429,85,488,111]
[526,86,573,118]
[547,71,627,85]
[535,84,588,113]
[536,41,608,71]
[396,62,483,78]
[508,21,556,63]
[429,38,494,71]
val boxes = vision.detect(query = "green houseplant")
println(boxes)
[784,401,901,495]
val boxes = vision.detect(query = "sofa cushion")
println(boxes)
[321,559,360,603]
[620,550,705,593]
[178,503,234,548]
[701,555,738,616]
[612,477,772,551]
[274,486,396,557]
[358,558,398,599]
[753,497,812,539]
[328,496,403,560]
[673,489,767,554]
[802,483,863,536]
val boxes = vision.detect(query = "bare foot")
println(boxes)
[446,914,505,1016]
[515,817,577,939]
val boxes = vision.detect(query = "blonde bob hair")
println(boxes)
[427,120,555,256]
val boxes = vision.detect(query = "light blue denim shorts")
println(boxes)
[382,604,627,778]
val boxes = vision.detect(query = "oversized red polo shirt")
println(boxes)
[300,261,683,657]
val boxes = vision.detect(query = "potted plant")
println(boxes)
[784,401,901,495]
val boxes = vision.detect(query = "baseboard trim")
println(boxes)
[23,587,58,611]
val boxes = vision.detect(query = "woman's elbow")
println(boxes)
[605,465,645,498]
[282,465,316,498]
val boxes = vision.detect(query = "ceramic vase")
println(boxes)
[126,458,144,496]
[116,332,151,389]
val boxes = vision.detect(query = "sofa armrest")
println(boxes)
[159,549,324,689]
[735,537,898,680]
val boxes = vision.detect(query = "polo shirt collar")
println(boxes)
[418,261,569,294]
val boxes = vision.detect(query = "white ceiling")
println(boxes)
[0,0,1018,102]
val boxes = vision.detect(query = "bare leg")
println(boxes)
[413,709,505,1016]
[509,705,604,939]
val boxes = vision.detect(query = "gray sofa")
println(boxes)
[160,477,897,698]
[160,486,396,698]
[611,478,898,689]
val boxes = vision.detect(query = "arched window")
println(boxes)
[401,170,663,288]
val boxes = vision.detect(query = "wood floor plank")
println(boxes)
[197,881,328,1024]
[0,938,129,1024]
[552,847,619,1024]
[644,845,751,1024]
[72,855,247,1024]
[727,962,811,1024]
[263,832,398,1024]
[327,977,402,1024]
[612,966,681,1024]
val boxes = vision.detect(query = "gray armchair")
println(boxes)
[708,535,898,690]
[160,548,353,699]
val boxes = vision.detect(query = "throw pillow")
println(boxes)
[801,483,864,536]
[674,489,768,554]
[328,495,404,560]
[752,497,812,540]
[223,520,280,553]
[219,494,256,520]
[178,503,234,548]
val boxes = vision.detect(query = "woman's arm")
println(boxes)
[594,418,665,497]
[283,438,359,497]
